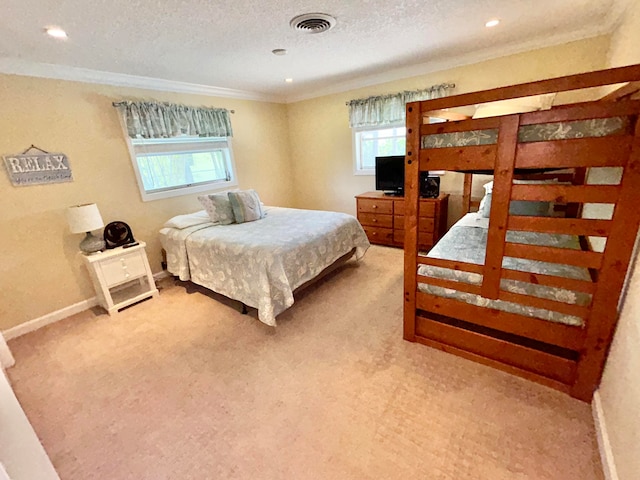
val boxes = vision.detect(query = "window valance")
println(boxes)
[347,83,454,128]
[114,101,233,139]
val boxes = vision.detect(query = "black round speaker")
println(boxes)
[103,221,135,249]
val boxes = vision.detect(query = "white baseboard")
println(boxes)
[1,271,169,342]
[0,333,15,369]
[153,270,171,281]
[2,297,99,341]
[592,390,619,480]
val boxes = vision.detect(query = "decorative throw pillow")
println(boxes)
[228,190,264,224]
[197,193,236,225]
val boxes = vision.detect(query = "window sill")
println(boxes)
[140,180,238,202]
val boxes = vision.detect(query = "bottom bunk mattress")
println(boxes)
[417,213,592,327]
[160,206,370,326]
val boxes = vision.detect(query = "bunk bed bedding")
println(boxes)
[421,116,632,148]
[417,213,591,327]
[160,206,370,327]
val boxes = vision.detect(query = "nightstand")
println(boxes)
[82,241,158,315]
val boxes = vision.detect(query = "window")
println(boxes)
[353,125,406,175]
[128,136,237,201]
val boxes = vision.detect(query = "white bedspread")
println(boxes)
[160,207,370,326]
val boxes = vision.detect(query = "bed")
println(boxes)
[403,64,640,401]
[160,206,370,326]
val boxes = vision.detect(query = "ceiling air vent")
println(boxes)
[290,13,336,34]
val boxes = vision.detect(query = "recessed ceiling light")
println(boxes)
[485,19,500,28]
[45,27,68,38]
[272,49,287,56]
[285,78,293,83]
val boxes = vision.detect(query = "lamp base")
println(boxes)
[80,231,106,254]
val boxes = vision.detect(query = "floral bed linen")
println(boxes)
[160,207,370,326]
[417,213,592,327]
[421,116,631,149]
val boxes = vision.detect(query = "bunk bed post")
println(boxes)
[572,117,640,401]
[462,174,472,213]
[403,102,422,341]
[481,116,519,299]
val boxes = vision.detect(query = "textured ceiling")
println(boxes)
[0,0,626,102]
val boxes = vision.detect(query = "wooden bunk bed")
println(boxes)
[403,65,640,402]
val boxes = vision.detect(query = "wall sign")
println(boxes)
[3,145,73,186]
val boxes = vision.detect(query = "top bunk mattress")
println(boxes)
[417,213,592,327]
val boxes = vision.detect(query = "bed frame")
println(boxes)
[403,65,640,401]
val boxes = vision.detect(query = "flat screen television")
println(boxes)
[375,155,405,196]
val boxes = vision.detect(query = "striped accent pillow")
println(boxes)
[228,190,264,223]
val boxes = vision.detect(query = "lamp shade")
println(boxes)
[66,203,105,233]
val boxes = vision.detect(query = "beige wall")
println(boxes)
[286,36,610,226]
[597,3,640,480]
[0,75,292,331]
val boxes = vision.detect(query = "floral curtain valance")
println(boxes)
[114,101,233,139]
[347,83,454,128]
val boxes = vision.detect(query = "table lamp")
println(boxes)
[66,203,106,254]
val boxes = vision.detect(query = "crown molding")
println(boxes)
[283,25,612,103]
[0,58,283,103]
[0,12,624,106]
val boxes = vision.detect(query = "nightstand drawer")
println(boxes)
[99,251,146,286]
[357,199,393,215]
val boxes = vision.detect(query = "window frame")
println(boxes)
[122,134,238,202]
[352,123,407,176]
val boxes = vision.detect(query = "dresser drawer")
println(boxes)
[394,216,434,232]
[393,200,435,217]
[394,230,434,247]
[419,233,434,249]
[363,226,394,244]
[357,199,393,215]
[99,251,147,286]
[419,202,435,218]
[358,213,393,228]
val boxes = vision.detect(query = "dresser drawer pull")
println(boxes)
[372,218,377,222]
[372,204,378,209]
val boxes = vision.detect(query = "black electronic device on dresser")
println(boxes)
[375,155,441,198]
[420,172,440,198]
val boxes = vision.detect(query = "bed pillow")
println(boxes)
[472,94,556,119]
[479,182,493,217]
[478,180,553,217]
[198,193,236,225]
[164,210,211,229]
[228,189,264,224]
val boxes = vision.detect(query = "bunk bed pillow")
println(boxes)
[472,94,555,119]
[479,181,553,218]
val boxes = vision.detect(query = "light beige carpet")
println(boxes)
[7,246,603,480]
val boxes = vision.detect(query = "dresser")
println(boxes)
[355,192,449,249]
[82,241,158,315]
